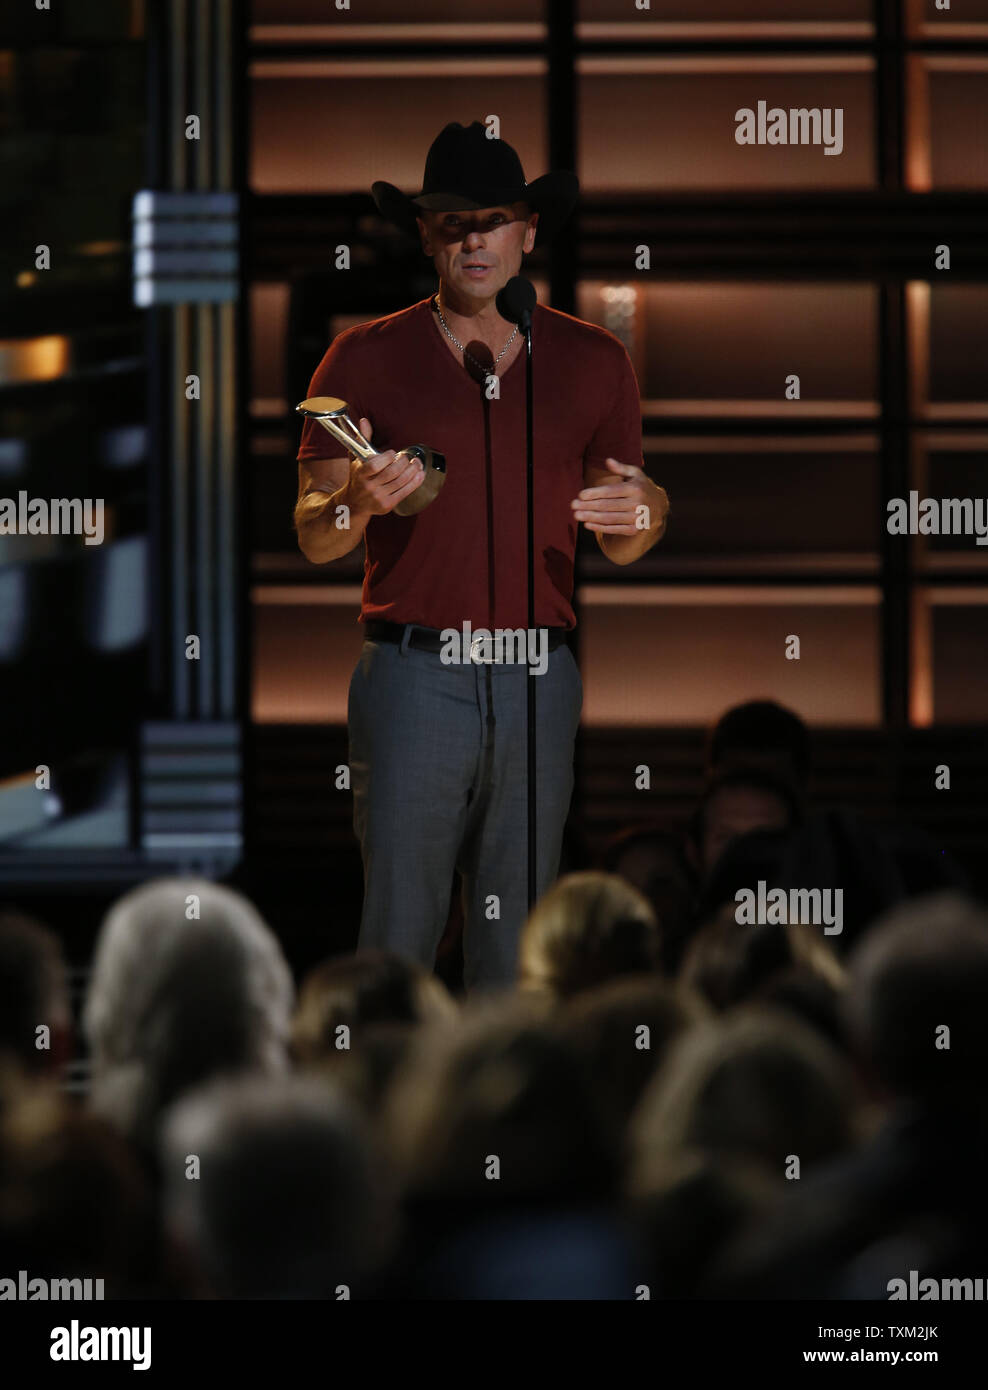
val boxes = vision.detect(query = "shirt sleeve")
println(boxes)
[296,330,364,464]
[582,339,644,473]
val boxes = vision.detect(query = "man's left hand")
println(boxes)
[570,458,669,536]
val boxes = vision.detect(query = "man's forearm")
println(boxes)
[295,486,372,564]
[599,511,667,566]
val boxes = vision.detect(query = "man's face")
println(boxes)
[701,785,791,876]
[417,202,538,304]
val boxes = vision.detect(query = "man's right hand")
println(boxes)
[344,417,425,517]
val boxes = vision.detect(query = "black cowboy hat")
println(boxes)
[372,121,579,249]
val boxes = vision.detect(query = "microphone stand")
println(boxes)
[496,276,539,915]
[523,309,536,913]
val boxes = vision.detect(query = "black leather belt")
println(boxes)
[365,619,571,655]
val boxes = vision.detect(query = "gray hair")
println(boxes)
[82,878,294,1144]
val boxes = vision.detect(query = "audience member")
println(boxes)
[0,909,72,1079]
[706,699,812,795]
[554,974,707,1131]
[2,754,983,1305]
[160,1074,390,1298]
[378,994,641,1297]
[710,892,988,1296]
[83,878,294,1156]
[291,950,458,1119]
[679,900,845,1012]
[686,767,802,884]
[518,871,661,1000]
[0,1059,156,1295]
[629,1006,856,1185]
[600,827,694,971]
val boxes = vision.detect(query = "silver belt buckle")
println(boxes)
[470,635,489,664]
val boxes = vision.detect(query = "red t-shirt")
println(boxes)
[296,294,643,631]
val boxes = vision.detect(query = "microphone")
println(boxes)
[496,275,537,332]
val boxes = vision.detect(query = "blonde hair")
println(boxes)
[518,871,661,1001]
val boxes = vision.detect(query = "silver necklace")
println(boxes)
[433,293,518,377]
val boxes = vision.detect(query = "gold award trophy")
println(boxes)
[295,396,446,517]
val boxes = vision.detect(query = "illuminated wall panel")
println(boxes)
[578,281,878,416]
[579,587,881,727]
[250,63,546,194]
[578,60,874,191]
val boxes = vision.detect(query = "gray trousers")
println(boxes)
[348,628,583,990]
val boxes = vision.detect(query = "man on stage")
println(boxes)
[295,120,669,989]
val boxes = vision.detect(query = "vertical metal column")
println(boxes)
[133,0,244,870]
[547,0,578,320]
[875,0,911,735]
[546,0,584,861]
